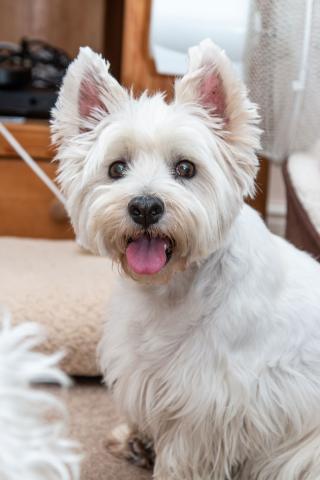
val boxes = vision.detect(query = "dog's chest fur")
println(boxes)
[101,208,278,434]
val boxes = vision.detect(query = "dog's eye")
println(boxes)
[109,161,127,179]
[175,160,196,179]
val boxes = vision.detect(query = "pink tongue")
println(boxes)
[126,236,167,275]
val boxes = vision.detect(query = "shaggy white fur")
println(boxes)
[0,309,80,480]
[52,39,320,479]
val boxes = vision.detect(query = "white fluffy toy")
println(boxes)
[0,310,80,480]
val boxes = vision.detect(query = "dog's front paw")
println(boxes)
[105,423,155,470]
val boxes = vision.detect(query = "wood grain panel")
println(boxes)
[246,156,269,218]
[0,122,53,159]
[104,0,125,80]
[0,0,106,57]
[0,159,73,239]
[121,0,174,98]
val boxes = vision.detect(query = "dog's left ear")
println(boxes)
[51,47,128,144]
[175,39,261,196]
[175,39,259,134]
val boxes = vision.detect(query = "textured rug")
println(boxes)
[0,237,116,375]
[53,378,152,480]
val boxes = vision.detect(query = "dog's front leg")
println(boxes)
[153,432,222,480]
[153,439,191,480]
[154,453,214,480]
[106,423,155,469]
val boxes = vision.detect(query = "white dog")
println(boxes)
[52,40,320,480]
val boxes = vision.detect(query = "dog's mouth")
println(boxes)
[125,233,173,276]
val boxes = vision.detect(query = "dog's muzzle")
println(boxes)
[124,196,174,277]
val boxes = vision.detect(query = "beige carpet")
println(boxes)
[53,379,152,480]
[0,237,117,376]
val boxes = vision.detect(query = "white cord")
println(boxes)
[0,122,66,206]
[286,0,315,154]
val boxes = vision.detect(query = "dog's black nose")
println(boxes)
[128,196,164,228]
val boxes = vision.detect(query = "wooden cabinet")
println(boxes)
[0,0,109,239]
[0,122,73,239]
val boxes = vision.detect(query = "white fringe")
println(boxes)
[0,308,80,480]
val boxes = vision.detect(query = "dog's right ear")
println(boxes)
[51,47,128,145]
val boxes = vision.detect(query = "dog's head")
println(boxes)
[52,39,260,284]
